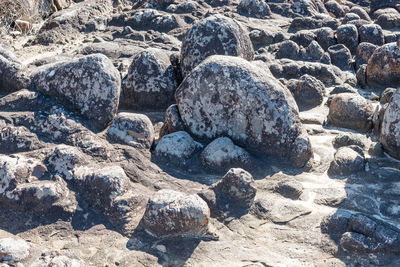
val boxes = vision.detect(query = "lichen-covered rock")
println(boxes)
[328,93,374,132]
[0,55,30,94]
[349,6,371,21]
[325,0,345,18]
[327,44,353,71]
[32,54,121,131]
[332,133,368,149]
[291,0,328,17]
[0,125,43,153]
[366,43,400,88]
[275,179,304,200]
[237,0,271,18]
[328,146,365,176]
[107,112,154,149]
[380,88,400,159]
[336,24,359,54]
[276,40,300,60]
[121,48,178,110]
[0,238,31,262]
[159,104,186,138]
[155,131,203,162]
[376,12,400,29]
[355,42,377,70]
[142,189,210,238]
[315,27,336,50]
[180,14,254,77]
[176,55,312,167]
[200,137,251,172]
[359,24,384,46]
[287,74,325,108]
[380,87,396,104]
[212,168,256,209]
[290,30,316,48]
[303,41,325,62]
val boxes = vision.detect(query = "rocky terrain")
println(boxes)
[0,0,400,266]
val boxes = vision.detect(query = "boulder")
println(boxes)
[287,74,325,108]
[327,44,353,71]
[325,0,345,18]
[290,30,316,47]
[200,137,251,172]
[327,93,374,132]
[355,42,377,69]
[107,113,154,149]
[0,55,30,94]
[315,27,337,50]
[121,48,178,110]
[366,43,400,88]
[328,146,365,176]
[380,88,400,159]
[336,24,359,54]
[376,13,400,29]
[155,131,203,162]
[0,238,31,262]
[180,14,254,77]
[276,40,300,60]
[380,87,396,104]
[303,41,325,62]
[175,55,313,167]
[31,54,121,131]
[332,133,368,149]
[142,189,210,237]
[348,6,371,21]
[0,125,43,153]
[359,24,384,46]
[275,179,304,200]
[237,0,271,18]
[291,0,328,17]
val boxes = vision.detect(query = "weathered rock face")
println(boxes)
[31,54,121,131]
[213,168,256,209]
[107,112,154,149]
[180,14,254,77]
[121,48,178,110]
[366,43,400,88]
[176,55,312,167]
[380,88,400,159]
[200,137,251,172]
[0,55,30,94]
[328,93,374,132]
[142,189,210,238]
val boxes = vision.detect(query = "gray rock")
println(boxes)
[0,55,30,95]
[315,27,336,50]
[0,125,43,153]
[31,54,121,131]
[359,24,384,46]
[175,55,312,167]
[212,168,256,209]
[200,137,251,172]
[121,48,178,110]
[180,14,254,77]
[327,44,353,71]
[332,133,368,149]
[380,88,400,159]
[238,0,271,18]
[336,24,358,54]
[330,84,357,95]
[142,189,210,238]
[155,131,203,161]
[380,87,396,104]
[348,6,371,21]
[275,179,304,200]
[107,112,154,149]
[287,74,325,108]
[276,40,300,60]
[0,238,31,262]
[159,104,186,138]
[342,12,361,24]
[303,41,324,62]
[325,0,345,18]
[355,42,377,70]
[328,146,365,176]
[376,12,400,29]
[356,64,367,87]
[290,30,316,47]
[291,0,328,17]
[327,93,374,132]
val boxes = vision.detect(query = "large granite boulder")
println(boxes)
[175,55,312,167]
[31,54,121,131]
[380,88,400,159]
[180,14,254,77]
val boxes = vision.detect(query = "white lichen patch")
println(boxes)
[155,131,203,159]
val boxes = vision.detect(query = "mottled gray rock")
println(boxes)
[287,74,325,108]
[200,137,251,172]
[180,14,254,77]
[289,15,339,31]
[276,40,300,60]
[380,88,400,159]
[343,12,361,24]
[121,48,177,110]
[328,146,365,176]
[0,238,31,262]
[290,30,316,47]
[332,133,368,149]
[291,0,327,17]
[370,0,400,13]
[355,42,377,70]
[238,0,271,18]
[176,55,312,167]
[336,24,358,54]
[315,27,336,50]
[159,104,186,138]
[356,64,367,87]
[107,113,154,149]
[327,93,374,132]
[349,6,371,21]
[155,131,203,161]
[327,44,353,71]
[0,125,43,153]
[303,41,324,62]
[366,43,400,88]
[359,24,384,46]
[330,84,357,95]
[376,12,400,29]
[325,0,345,18]
[212,168,256,209]
[142,189,210,238]
[32,54,121,131]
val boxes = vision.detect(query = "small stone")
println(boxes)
[276,40,300,60]
[159,104,186,138]
[287,74,325,108]
[275,179,304,200]
[332,133,368,149]
[155,131,203,161]
[328,146,365,176]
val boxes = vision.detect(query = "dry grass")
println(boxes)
[0,0,44,34]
